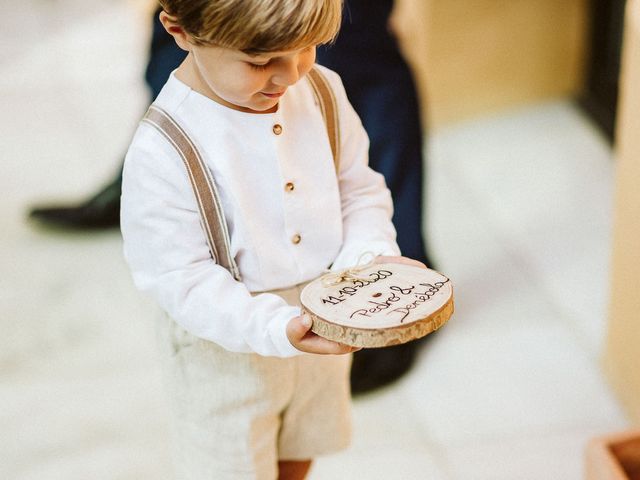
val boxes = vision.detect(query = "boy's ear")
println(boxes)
[159,11,191,52]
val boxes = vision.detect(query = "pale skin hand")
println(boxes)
[286,255,428,354]
[286,315,361,355]
[374,255,428,270]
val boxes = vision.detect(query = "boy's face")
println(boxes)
[188,44,317,113]
[161,12,318,113]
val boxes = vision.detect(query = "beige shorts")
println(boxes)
[156,283,352,480]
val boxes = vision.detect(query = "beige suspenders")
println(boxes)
[142,105,242,280]
[306,67,340,172]
[141,66,339,280]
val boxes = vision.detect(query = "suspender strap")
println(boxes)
[141,105,242,281]
[140,66,338,281]
[307,66,341,173]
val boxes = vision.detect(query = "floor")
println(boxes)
[0,1,631,479]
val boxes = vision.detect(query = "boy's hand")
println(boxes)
[374,255,428,269]
[287,315,361,355]
[286,255,426,354]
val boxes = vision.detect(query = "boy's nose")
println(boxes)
[272,60,301,86]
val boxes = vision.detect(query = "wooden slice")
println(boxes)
[300,263,454,348]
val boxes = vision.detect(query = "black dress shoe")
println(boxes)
[29,173,122,229]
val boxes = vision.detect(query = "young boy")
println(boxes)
[121,1,425,478]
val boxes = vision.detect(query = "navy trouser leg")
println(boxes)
[346,69,428,264]
[317,52,430,265]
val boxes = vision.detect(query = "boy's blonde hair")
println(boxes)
[159,0,343,54]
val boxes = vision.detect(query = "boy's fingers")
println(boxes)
[375,255,427,269]
[409,259,428,269]
[298,334,360,355]
[287,315,362,354]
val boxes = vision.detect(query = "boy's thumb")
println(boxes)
[288,314,313,342]
[300,314,312,330]
[295,314,313,337]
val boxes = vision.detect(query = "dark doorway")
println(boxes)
[579,0,627,142]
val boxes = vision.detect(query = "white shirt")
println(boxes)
[121,65,399,357]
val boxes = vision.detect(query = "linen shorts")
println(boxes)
[156,283,352,480]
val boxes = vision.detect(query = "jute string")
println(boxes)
[321,251,376,287]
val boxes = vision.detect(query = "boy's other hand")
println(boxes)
[287,315,361,355]
[374,255,428,269]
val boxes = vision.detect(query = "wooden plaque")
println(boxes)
[300,263,454,348]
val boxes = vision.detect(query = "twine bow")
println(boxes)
[321,251,376,287]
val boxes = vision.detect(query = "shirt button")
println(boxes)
[291,234,301,245]
[285,182,295,192]
[272,124,283,135]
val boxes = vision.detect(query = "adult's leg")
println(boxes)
[338,66,436,395]
[317,1,435,395]
[29,9,186,229]
[317,1,432,267]
[340,66,429,265]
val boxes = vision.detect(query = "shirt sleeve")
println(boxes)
[121,128,302,358]
[321,68,402,270]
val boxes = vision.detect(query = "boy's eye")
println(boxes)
[248,62,269,71]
